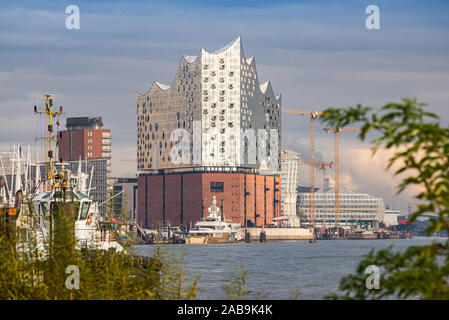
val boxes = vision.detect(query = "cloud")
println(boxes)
[340,146,424,209]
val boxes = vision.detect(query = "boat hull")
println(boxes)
[186,233,239,244]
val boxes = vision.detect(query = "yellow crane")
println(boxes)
[298,160,332,230]
[34,94,64,188]
[283,109,323,232]
[324,127,359,231]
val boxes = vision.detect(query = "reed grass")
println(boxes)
[0,202,197,300]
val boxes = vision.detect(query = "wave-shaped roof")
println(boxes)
[259,81,270,94]
[211,36,241,54]
[183,55,198,63]
[154,81,170,90]
[138,37,279,100]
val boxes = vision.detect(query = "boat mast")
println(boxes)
[34,94,64,189]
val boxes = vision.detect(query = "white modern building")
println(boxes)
[383,209,400,227]
[297,192,385,229]
[279,150,301,227]
[136,37,281,172]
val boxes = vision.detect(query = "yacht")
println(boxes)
[186,196,243,244]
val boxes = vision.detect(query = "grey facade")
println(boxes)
[112,177,138,220]
[68,158,112,213]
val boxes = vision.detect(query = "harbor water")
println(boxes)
[133,237,446,299]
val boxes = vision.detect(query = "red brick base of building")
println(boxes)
[137,171,281,228]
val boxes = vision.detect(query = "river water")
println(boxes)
[133,237,446,299]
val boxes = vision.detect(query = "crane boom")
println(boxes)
[324,127,359,231]
[299,160,332,230]
[283,109,323,232]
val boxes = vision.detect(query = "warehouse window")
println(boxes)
[210,182,224,193]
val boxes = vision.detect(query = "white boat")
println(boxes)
[2,95,124,257]
[186,196,243,244]
[25,168,124,254]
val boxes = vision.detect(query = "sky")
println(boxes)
[1,0,448,212]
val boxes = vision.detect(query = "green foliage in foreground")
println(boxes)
[0,204,198,300]
[321,98,449,299]
[222,265,251,299]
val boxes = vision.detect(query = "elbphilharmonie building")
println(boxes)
[136,38,282,228]
[137,37,281,171]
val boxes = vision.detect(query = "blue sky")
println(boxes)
[1,0,448,210]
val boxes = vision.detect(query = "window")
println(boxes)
[79,202,90,220]
[210,182,224,193]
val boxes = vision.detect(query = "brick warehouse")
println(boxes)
[137,171,281,228]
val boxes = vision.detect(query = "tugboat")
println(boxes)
[186,196,243,244]
[8,94,124,257]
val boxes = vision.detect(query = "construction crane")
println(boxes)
[320,161,333,230]
[283,109,323,232]
[324,127,359,231]
[298,160,332,230]
[120,158,136,162]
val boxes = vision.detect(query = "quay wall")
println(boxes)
[247,227,313,240]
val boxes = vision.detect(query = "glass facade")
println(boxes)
[297,192,385,228]
[136,37,281,172]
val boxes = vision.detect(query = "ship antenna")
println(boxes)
[34,94,64,189]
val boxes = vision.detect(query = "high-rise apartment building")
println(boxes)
[58,117,112,213]
[59,117,111,161]
[279,150,301,227]
[137,38,282,228]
